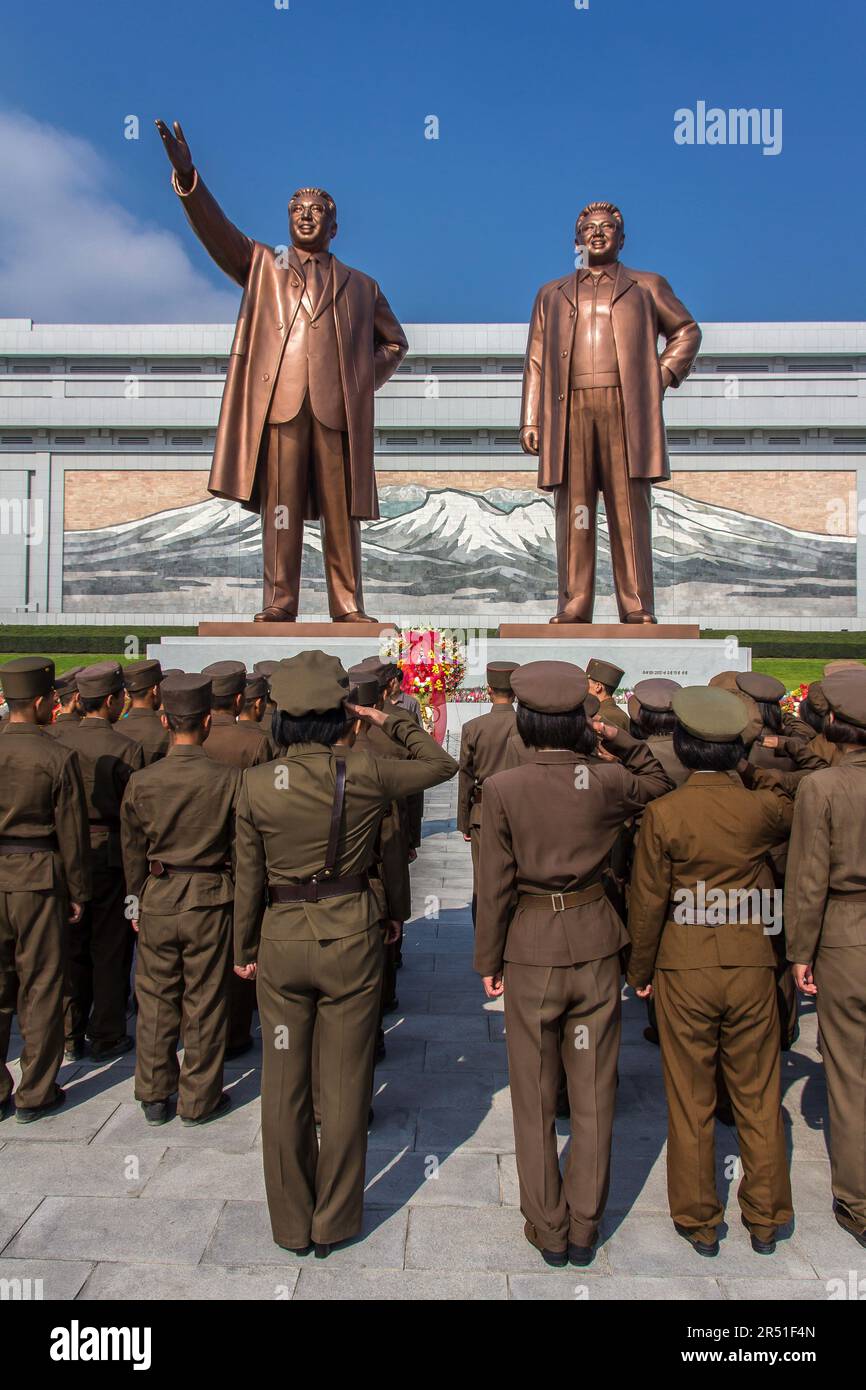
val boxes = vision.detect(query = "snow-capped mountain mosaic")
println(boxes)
[62,485,855,619]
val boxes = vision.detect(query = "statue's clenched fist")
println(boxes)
[155,119,194,192]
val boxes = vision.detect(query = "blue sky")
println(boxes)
[1,0,863,324]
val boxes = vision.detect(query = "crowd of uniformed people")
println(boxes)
[0,646,864,1266]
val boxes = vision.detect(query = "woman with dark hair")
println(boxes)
[628,686,794,1258]
[474,660,672,1268]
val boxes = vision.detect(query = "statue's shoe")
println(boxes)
[254,607,296,623]
[622,611,657,624]
[333,610,379,623]
[548,611,590,625]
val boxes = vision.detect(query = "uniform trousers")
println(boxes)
[0,888,67,1109]
[813,945,866,1226]
[504,951,621,1250]
[64,837,129,1048]
[262,397,364,618]
[554,387,654,622]
[257,926,383,1247]
[655,965,793,1239]
[134,904,232,1120]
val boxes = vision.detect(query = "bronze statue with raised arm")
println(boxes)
[156,120,408,622]
[520,202,701,624]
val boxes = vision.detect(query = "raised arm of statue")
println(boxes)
[156,118,255,288]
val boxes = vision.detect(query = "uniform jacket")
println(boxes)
[353,722,412,923]
[117,708,170,765]
[474,729,672,975]
[172,169,408,520]
[53,717,144,867]
[0,724,91,902]
[784,747,866,961]
[627,771,794,986]
[203,711,274,770]
[457,704,517,834]
[645,733,690,788]
[598,695,630,733]
[46,712,82,738]
[233,709,457,961]
[521,262,701,487]
[382,698,423,847]
[121,745,241,916]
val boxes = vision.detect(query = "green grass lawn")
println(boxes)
[752,658,825,690]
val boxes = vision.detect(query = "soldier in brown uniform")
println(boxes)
[0,659,91,1122]
[474,660,672,1266]
[240,673,278,757]
[117,659,170,765]
[201,660,273,769]
[785,669,866,1249]
[586,658,629,732]
[121,674,241,1126]
[737,673,798,773]
[458,661,519,925]
[628,686,794,1256]
[627,678,688,787]
[54,661,143,1061]
[45,667,83,736]
[233,651,457,1255]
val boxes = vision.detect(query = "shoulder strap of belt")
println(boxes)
[320,753,347,881]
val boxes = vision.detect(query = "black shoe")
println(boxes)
[64,1041,86,1063]
[567,1243,595,1267]
[745,1217,778,1262]
[89,1035,135,1061]
[224,1038,254,1060]
[141,1100,170,1127]
[382,996,399,1015]
[674,1222,719,1257]
[314,1242,332,1259]
[16,1087,67,1125]
[540,1247,568,1268]
[180,1092,231,1127]
[277,1241,312,1256]
[833,1201,866,1248]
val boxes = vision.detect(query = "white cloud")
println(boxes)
[0,109,240,322]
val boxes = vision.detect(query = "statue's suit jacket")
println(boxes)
[521,262,701,486]
[172,170,408,519]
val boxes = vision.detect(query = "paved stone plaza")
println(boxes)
[0,713,863,1302]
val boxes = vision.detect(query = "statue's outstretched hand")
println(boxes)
[155,119,194,191]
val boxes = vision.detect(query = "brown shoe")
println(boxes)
[333,610,378,623]
[254,607,296,623]
[622,611,658,624]
[548,611,589,625]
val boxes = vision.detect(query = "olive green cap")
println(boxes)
[161,674,212,718]
[201,660,246,697]
[586,658,624,692]
[511,661,588,714]
[269,651,354,717]
[0,656,55,701]
[487,661,519,693]
[76,660,124,700]
[672,686,750,742]
[123,658,163,694]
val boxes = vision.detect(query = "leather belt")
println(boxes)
[268,872,370,905]
[517,882,605,912]
[0,834,58,854]
[149,860,231,878]
[828,889,866,902]
[570,373,621,390]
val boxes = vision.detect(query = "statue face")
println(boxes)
[288,195,337,253]
[575,212,623,265]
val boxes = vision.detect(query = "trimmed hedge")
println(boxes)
[0,626,195,654]
[702,630,866,658]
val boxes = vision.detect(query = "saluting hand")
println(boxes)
[346,702,388,727]
[591,718,620,742]
[155,119,194,192]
